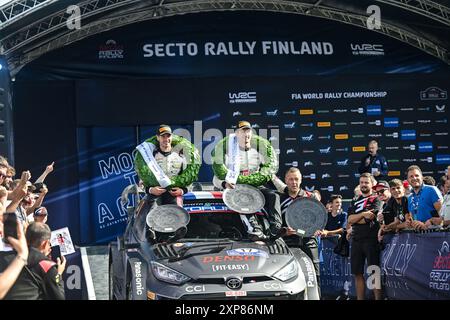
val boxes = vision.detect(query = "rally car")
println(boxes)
[109,190,320,300]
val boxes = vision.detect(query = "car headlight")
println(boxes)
[151,261,191,285]
[273,260,298,282]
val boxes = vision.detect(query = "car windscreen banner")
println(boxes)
[320,231,450,299]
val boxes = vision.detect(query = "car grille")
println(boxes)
[153,243,178,259]
[193,276,273,285]
[266,239,291,255]
[177,291,304,300]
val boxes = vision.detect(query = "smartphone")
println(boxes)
[50,245,62,263]
[3,213,18,244]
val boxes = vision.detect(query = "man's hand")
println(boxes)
[45,162,55,173]
[149,187,166,196]
[377,211,384,223]
[56,255,67,275]
[373,170,380,177]
[169,187,184,197]
[224,182,236,189]
[377,228,384,242]
[40,185,49,195]
[346,227,352,241]
[313,230,323,237]
[19,171,31,186]
[285,227,297,236]
[411,220,427,230]
[363,210,376,220]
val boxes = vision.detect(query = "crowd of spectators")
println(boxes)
[0,157,66,300]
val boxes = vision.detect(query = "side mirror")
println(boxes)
[117,236,140,251]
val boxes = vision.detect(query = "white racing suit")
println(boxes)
[213,147,282,239]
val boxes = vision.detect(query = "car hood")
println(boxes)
[152,240,294,279]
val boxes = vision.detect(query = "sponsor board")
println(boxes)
[351,43,384,56]
[352,146,366,152]
[420,87,447,100]
[336,159,349,166]
[212,264,249,272]
[435,105,446,112]
[429,241,450,292]
[266,109,278,116]
[317,122,331,127]
[367,105,382,115]
[335,134,349,140]
[300,109,314,115]
[384,117,399,128]
[388,171,401,177]
[436,155,450,165]
[418,142,433,153]
[229,92,257,103]
[351,108,364,114]
[202,256,256,263]
[385,132,399,138]
[401,130,416,140]
[98,40,124,59]
[185,285,206,293]
[284,122,296,129]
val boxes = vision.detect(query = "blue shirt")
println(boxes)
[408,184,443,222]
[325,211,347,231]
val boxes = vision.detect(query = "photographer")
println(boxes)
[0,222,66,300]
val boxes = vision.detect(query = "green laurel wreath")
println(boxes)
[212,135,278,187]
[134,135,200,188]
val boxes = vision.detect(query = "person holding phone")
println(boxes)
[0,222,66,300]
[0,218,29,299]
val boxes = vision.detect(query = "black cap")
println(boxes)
[157,124,172,136]
[373,180,389,190]
[237,121,251,130]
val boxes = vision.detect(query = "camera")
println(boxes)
[31,182,46,193]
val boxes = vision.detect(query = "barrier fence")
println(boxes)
[320,229,450,300]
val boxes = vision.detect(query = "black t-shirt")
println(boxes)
[348,194,383,241]
[382,197,409,224]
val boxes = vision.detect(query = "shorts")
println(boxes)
[350,239,381,275]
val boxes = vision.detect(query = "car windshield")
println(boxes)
[184,212,249,240]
